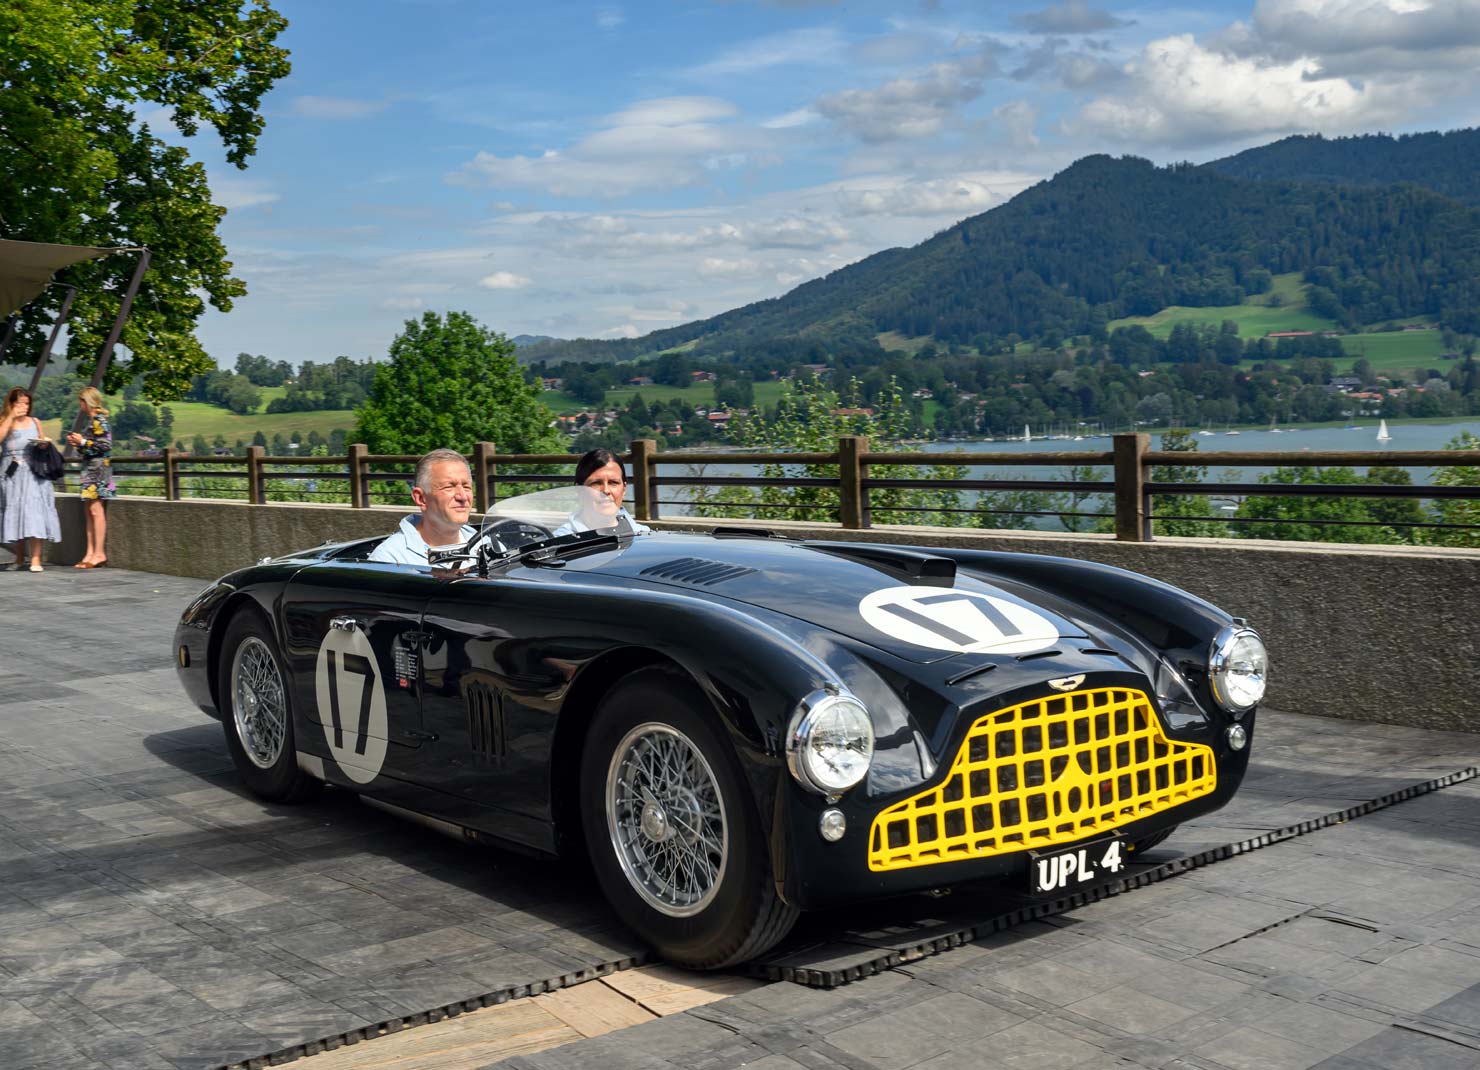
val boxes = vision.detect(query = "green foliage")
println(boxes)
[1235,466,1399,543]
[1426,432,1480,547]
[354,311,560,456]
[689,376,969,526]
[0,0,292,400]
[1207,129,1480,209]
[1153,430,1230,537]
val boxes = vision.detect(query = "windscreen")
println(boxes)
[476,485,634,554]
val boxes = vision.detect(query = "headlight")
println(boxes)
[1209,625,1268,713]
[787,691,875,794]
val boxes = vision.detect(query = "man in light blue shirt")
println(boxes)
[369,448,478,567]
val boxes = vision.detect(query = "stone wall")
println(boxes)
[54,496,1480,733]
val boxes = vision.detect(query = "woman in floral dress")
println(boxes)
[66,386,114,567]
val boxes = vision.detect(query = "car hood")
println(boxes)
[580,533,1092,665]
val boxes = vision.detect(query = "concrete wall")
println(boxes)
[54,496,1480,733]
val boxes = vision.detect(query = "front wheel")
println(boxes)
[218,608,319,803]
[1129,825,1178,857]
[580,668,797,969]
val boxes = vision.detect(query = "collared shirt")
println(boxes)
[368,514,477,568]
[551,506,651,538]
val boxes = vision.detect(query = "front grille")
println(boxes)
[868,687,1216,872]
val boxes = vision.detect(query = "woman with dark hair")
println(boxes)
[0,387,61,571]
[553,448,651,537]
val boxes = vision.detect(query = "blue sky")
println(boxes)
[191,0,1480,365]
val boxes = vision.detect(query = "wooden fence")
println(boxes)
[85,433,1480,543]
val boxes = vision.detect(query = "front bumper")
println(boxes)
[778,686,1254,910]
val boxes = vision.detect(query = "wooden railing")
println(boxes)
[87,434,1480,543]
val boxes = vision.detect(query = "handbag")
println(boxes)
[25,439,65,482]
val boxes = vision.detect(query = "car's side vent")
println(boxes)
[465,682,505,759]
[639,558,758,586]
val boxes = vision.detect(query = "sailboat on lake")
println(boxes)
[1377,419,1392,444]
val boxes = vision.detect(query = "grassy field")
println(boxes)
[1336,330,1447,370]
[1108,273,1338,338]
[164,401,358,442]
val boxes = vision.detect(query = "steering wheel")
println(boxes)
[481,517,553,547]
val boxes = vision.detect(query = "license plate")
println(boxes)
[1028,836,1126,895]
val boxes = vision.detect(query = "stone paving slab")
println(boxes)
[3,566,1479,1070]
[0,568,644,1070]
[493,781,1480,1070]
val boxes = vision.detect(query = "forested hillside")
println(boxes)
[522,134,1480,367]
[1205,128,1480,207]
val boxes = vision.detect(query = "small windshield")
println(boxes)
[476,485,634,555]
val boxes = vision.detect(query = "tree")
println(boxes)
[0,1,292,400]
[1151,430,1229,537]
[354,311,560,455]
[1426,432,1480,548]
[1236,466,1396,543]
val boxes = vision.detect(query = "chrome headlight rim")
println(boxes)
[1208,624,1268,713]
[786,689,875,795]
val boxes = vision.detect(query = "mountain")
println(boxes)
[522,132,1480,366]
[511,333,561,347]
[1204,128,1480,208]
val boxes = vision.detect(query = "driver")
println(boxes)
[369,448,478,567]
[552,448,652,537]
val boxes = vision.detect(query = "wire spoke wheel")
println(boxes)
[231,636,288,770]
[606,722,728,917]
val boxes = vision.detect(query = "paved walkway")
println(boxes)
[2,566,1478,1070]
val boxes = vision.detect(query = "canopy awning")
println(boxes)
[0,238,136,318]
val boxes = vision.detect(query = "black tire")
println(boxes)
[580,667,797,969]
[218,608,320,803]
[1129,825,1178,857]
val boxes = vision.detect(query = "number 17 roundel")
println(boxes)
[314,628,389,784]
[859,586,1060,655]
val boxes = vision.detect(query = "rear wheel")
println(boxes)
[580,668,797,968]
[219,609,319,803]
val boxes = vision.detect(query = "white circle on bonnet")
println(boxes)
[859,586,1060,654]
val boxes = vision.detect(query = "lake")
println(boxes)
[655,418,1480,520]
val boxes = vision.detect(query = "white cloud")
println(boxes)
[815,50,1000,142]
[747,217,852,248]
[836,176,1005,217]
[689,27,845,77]
[993,100,1041,148]
[762,107,820,130]
[1246,0,1480,66]
[1015,1,1133,34]
[214,178,280,210]
[448,96,761,197]
[600,323,641,339]
[379,295,426,311]
[1069,34,1386,146]
[596,6,624,29]
[289,96,386,120]
[478,271,531,290]
[698,257,766,279]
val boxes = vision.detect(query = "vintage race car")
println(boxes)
[174,487,1268,969]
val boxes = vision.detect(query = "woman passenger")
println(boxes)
[553,448,652,537]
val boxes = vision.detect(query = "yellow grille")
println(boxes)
[868,687,1216,872]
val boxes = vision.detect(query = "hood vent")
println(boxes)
[640,557,758,587]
